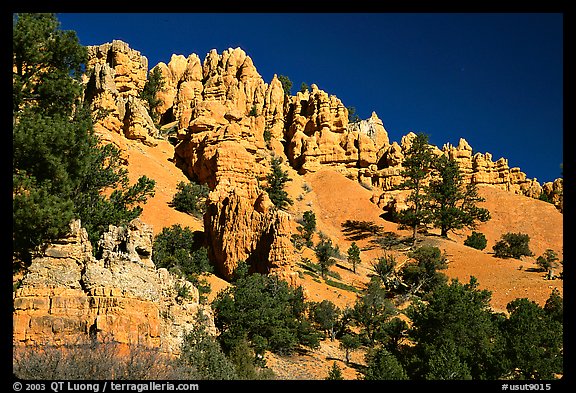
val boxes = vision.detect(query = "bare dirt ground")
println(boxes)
[120,135,563,379]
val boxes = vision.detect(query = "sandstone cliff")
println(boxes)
[146,43,561,212]
[84,40,159,147]
[157,48,297,280]
[13,219,214,355]
[80,40,562,284]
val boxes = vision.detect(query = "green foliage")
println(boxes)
[263,126,272,145]
[464,231,488,250]
[278,75,293,95]
[371,254,400,291]
[536,249,559,276]
[248,104,258,117]
[325,279,358,293]
[501,297,563,379]
[326,362,344,380]
[179,311,237,380]
[407,277,507,379]
[538,191,553,203]
[300,82,309,93]
[347,106,361,123]
[309,300,341,340]
[140,66,165,124]
[352,277,397,346]
[339,333,361,364]
[314,235,338,279]
[153,225,213,276]
[264,156,293,210]
[422,340,473,380]
[297,210,316,247]
[543,288,563,324]
[427,155,490,237]
[153,225,212,301]
[380,317,408,354]
[212,272,320,356]
[347,242,361,273]
[170,181,210,217]
[227,337,276,380]
[174,281,193,300]
[12,13,155,265]
[493,232,533,259]
[363,348,408,380]
[397,133,435,243]
[400,246,448,296]
[13,13,87,116]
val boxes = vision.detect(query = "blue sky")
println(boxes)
[57,13,563,184]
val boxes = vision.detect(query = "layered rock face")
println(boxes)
[13,219,214,354]
[359,134,563,212]
[153,48,296,280]
[284,86,391,173]
[80,41,562,287]
[84,40,159,146]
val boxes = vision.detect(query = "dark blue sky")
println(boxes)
[57,13,563,183]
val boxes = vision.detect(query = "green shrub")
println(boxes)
[153,224,212,302]
[464,231,487,250]
[213,273,320,356]
[170,181,209,217]
[493,233,533,259]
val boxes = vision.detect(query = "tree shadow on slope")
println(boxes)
[341,220,384,241]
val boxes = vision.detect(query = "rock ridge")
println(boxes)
[13,219,214,355]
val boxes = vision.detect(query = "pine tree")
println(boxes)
[277,75,292,96]
[339,333,361,365]
[396,133,435,244]
[428,155,490,238]
[326,362,344,380]
[13,13,155,265]
[140,66,165,124]
[264,156,292,210]
[347,242,361,274]
[315,235,337,279]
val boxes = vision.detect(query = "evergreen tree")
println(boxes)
[309,300,340,341]
[543,288,563,324]
[400,246,448,296]
[339,333,361,365]
[371,254,400,292]
[326,362,344,380]
[140,66,165,124]
[493,233,533,259]
[347,106,361,123]
[407,277,507,379]
[170,181,210,217]
[396,133,435,244]
[536,249,560,279]
[363,348,408,380]
[298,210,317,247]
[347,242,361,274]
[315,235,337,279]
[264,156,292,210]
[13,13,86,116]
[352,277,397,346]
[427,155,490,237]
[212,273,320,356]
[13,13,155,265]
[153,224,212,301]
[501,298,563,379]
[179,311,237,380]
[464,231,488,250]
[278,75,292,96]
